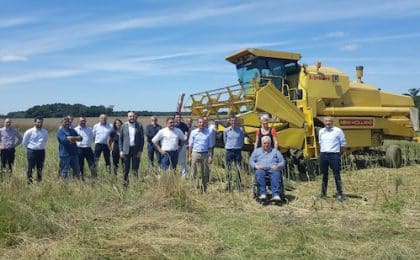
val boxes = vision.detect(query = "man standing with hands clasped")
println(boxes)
[119,111,144,186]
[188,117,213,192]
[152,117,186,171]
[0,118,23,173]
[318,116,347,201]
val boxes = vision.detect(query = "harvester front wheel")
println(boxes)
[385,145,402,168]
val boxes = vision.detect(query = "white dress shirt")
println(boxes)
[22,127,49,150]
[319,126,347,153]
[74,125,94,148]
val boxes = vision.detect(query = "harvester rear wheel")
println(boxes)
[385,145,402,168]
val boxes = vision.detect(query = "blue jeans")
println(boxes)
[27,149,45,182]
[255,169,282,196]
[320,152,343,196]
[60,155,80,179]
[160,150,179,171]
[225,149,242,169]
[147,143,161,166]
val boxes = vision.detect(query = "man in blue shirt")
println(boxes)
[0,118,23,173]
[249,136,285,201]
[318,116,347,201]
[57,117,82,179]
[223,115,244,169]
[188,117,213,192]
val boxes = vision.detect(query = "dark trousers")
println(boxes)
[320,152,343,196]
[78,147,96,179]
[1,148,15,171]
[147,143,161,166]
[112,151,123,175]
[160,150,178,170]
[123,147,140,184]
[225,149,242,170]
[27,149,45,183]
[94,143,111,167]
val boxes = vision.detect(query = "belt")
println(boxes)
[320,152,340,154]
[194,151,208,154]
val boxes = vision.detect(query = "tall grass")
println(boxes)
[0,128,418,258]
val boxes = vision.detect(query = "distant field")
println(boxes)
[9,116,168,132]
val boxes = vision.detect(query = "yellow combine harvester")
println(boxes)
[184,48,419,170]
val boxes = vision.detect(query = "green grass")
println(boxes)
[0,134,419,258]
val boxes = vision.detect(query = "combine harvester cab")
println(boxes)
[184,48,419,172]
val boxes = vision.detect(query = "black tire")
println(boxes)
[385,145,402,168]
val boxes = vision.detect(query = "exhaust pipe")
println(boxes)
[356,66,364,83]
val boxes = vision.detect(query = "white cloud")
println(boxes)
[326,31,345,38]
[340,43,360,51]
[0,17,36,28]
[0,69,81,86]
[0,55,28,62]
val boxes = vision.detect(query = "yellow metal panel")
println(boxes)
[343,130,372,148]
[318,106,410,117]
[238,111,260,127]
[380,92,414,107]
[277,128,306,149]
[342,86,381,106]
[255,83,305,128]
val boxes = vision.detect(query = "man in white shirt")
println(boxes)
[152,117,186,171]
[74,116,96,180]
[92,114,113,172]
[318,116,347,201]
[22,117,48,184]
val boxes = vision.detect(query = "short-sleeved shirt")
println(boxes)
[152,127,186,151]
[92,123,113,144]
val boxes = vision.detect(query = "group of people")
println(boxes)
[0,113,346,200]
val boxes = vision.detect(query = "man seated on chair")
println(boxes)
[249,135,285,201]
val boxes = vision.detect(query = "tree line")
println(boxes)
[2,103,179,118]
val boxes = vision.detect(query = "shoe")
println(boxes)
[336,195,344,202]
[272,195,281,201]
[320,193,327,199]
[258,194,267,200]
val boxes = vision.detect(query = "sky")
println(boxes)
[1,0,420,114]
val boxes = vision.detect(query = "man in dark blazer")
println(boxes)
[119,111,144,186]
